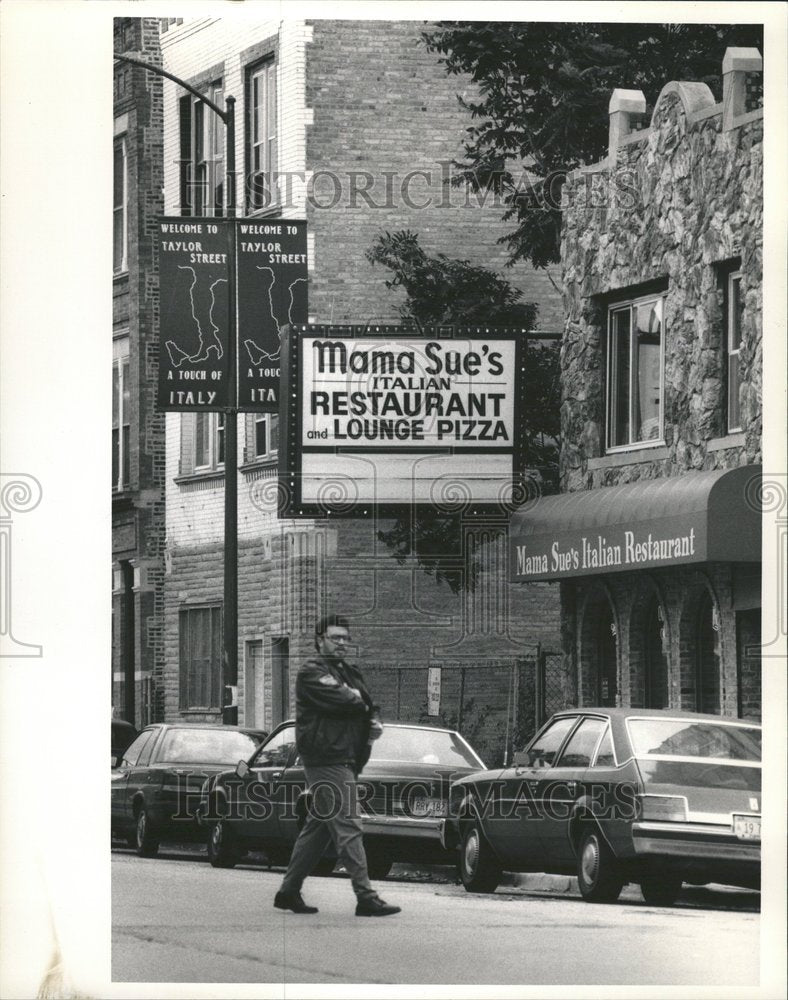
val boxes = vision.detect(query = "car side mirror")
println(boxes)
[235,759,250,778]
[513,750,533,767]
[111,755,120,769]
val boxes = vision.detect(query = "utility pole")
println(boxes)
[115,53,239,725]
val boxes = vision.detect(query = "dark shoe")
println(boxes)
[274,891,318,914]
[355,895,401,917]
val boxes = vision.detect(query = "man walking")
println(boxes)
[274,614,401,917]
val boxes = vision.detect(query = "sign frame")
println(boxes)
[279,324,532,518]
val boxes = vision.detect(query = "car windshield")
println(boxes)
[368,727,483,768]
[627,719,761,762]
[158,729,260,765]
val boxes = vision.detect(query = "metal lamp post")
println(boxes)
[115,53,239,725]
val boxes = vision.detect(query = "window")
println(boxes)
[726,271,743,432]
[195,412,225,470]
[122,730,155,768]
[607,293,665,450]
[523,716,577,768]
[113,337,131,490]
[180,80,224,217]
[555,717,607,768]
[113,137,128,272]
[179,605,222,711]
[253,413,278,460]
[246,59,277,211]
[592,727,616,767]
[253,724,296,768]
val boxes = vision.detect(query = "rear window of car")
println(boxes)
[158,729,261,765]
[627,719,761,762]
[368,728,484,769]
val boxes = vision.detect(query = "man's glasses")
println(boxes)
[325,633,351,644]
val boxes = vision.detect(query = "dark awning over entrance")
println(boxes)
[510,465,761,582]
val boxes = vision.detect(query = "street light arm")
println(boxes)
[114,52,228,121]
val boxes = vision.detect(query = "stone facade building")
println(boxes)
[510,49,763,721]
[158,18,563,764]
[112,18,165,726]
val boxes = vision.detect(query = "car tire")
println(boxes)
[459,820,502,894]
[640,872,683,906]
[207,819,240,869]
[365,850,393,880]
[134,807,160,858]
[576,827,623,903]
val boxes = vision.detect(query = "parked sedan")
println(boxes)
[442,708,761,905]
[199,721,486,878]
[111,723,267,857]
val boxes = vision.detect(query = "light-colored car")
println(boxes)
[442,708,761,905]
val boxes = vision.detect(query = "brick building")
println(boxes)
[158,17,564,764]
[112,18,165,726]
[510,49,763,721]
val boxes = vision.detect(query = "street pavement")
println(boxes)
[112,847,760,987]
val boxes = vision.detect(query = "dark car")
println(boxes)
[441,708,761,905]
[111,718,138,768]
[111,723,267,857]
[199,720,486,877]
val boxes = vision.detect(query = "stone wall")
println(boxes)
[560,68,762,492]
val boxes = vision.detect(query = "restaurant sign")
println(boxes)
[281,326,524,513]
[511,516,706,582]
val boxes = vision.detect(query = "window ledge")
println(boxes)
[240,457,278,476]
[707,432,746,452]
[174,469,225,486]
[587,445,670,470]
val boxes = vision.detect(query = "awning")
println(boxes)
[510,465,761,582]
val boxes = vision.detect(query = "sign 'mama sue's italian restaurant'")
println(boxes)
[509,465,761,582]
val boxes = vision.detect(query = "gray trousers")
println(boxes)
[280,763,375,901]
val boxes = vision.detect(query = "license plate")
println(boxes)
[411,797,446,818]
[732,814,761,841]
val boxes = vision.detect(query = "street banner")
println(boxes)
[280,326,524,514]
[157,217,231,410]
[237,219,308,411]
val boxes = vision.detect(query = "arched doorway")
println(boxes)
[579,588,618,707]
[695,590,721,714]
[629,585,669,709]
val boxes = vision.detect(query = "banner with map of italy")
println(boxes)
[236,219,308,411]
[157,217,231,410]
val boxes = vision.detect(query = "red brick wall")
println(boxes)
[164,517,561,764]
[305,20,563,330]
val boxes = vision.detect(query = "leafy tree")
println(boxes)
[422,21,764,270]
[366,231,560,592]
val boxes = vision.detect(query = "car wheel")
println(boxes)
[576,827,623,903]
[459,820,502,894]
[365,850,393,881]
[207,819,240,869]
[134,807,160,858]
[640,872,683,906]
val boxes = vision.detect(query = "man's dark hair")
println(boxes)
[315,614,350,637]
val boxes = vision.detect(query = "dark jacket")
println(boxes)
[294,654,375,771]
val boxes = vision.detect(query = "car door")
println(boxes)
[539,715,609,865]
[485,715,579,869]
[234,724,298,843]
[111,728,158,827]
[122,727,162,823]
